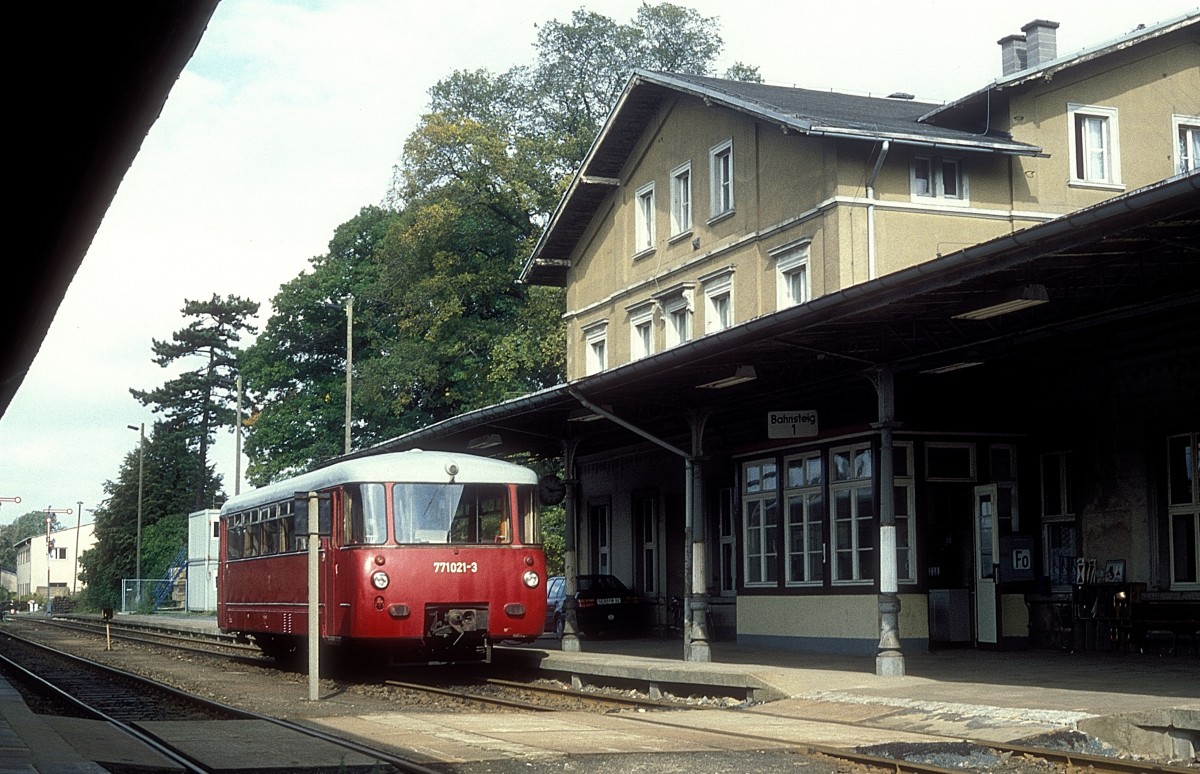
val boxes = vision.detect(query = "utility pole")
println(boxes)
[74,501,82,595]
[127,423,145,602]
[344,294,353,455]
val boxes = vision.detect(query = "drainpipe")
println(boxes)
[866,141,890,280]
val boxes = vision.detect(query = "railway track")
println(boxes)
[0,627,441,773]
[4,618,1191,773]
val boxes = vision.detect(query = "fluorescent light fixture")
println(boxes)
[467,433,502,449]
[697,365,757,389]
[921,361,984,375]
[953,284,1049,321]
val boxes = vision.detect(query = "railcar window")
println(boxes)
[518,485,541,544]
[394,483,512,544]
[343,483,388,545]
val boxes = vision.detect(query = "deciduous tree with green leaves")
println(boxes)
[78,423,221,611]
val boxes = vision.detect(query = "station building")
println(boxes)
[349,13,1200,672]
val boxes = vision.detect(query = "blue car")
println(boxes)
[544,574,642,637]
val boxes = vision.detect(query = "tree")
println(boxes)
[242,4,737,481]
[78,422,222,611]
[131,294,258,508]
[240,207,398,484]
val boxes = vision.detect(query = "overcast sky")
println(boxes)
[2,0,1194,527]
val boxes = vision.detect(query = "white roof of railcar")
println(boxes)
[221,449,538,516]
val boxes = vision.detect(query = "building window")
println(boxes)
[634,493,657,594]
[717,488,736,595]
[702,270,733,334]
[893,442,917,585]
[670,162,692,236]
[784,452,824,586]
[830,443,874,584]
[742,459,779,587]
[635,181,655,253]
[628,303,654,360]
[1068,104,1121,187]
[590,500,611,576]
[772,240,811,309]
[1041,450,1076,589]
[1167,432,1199,588]
[658,288,693,348]
[583,321,607,375]
[1173,115,1200,174]
[709,139,734,218]
[911,155,967,202]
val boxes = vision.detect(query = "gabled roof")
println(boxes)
[921,11,1199,125]
[520,70,1041,287]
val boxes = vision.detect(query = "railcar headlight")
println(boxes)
[522,570,540,589]
[371,571,390,590]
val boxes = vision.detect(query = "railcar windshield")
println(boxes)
[395,483,525,545]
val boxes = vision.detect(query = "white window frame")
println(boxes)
[1167,432,1199,590]
[583,320,608,375]
[772,240,811,309]
[628,303,655,360]
[892,442,917,586]
[1172,115,1200,175]
[784,451,824,587]
[658,287,693,348]
[910,155,969,205]
[742,459,779,587]
[830,442,874,585]
[1040,450,1075,589]
[634,181,656,254]
[670,162,692,237]
[702,270,734,334]
[709,139,734,220]
[1068,103,1122,189]
[717,487,737,596]
[634,493,658,595]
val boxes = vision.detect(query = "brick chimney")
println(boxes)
[1022,19,1060,69]
[998,33,1027,75]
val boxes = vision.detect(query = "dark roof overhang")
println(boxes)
[349,171,1200,464]
[2,2,219,416]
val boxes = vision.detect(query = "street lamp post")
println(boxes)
[127,423,145,602]
[344,295,353,455]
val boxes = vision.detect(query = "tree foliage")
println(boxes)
[242,4,734,482]
[78,423,222,610]
[131,294,258,508]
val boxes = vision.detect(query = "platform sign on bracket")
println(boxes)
[768,410,818,439]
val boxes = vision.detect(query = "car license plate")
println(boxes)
[597,597,620,605]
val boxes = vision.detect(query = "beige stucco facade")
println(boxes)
[559,22,1197,382]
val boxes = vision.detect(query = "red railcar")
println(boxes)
[217,450,546,662]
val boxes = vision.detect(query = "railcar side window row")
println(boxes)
[226,482,541,558]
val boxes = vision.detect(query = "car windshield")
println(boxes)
[578,575,628,595]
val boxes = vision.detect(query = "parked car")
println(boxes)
[544,574,642,637]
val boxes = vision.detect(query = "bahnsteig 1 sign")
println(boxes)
[768,410,818,439]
